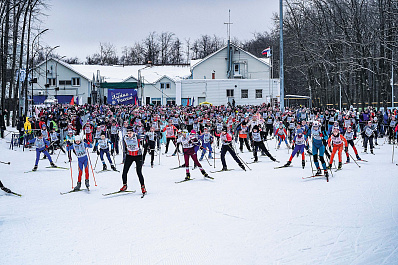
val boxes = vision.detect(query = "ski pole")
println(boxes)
[203,151,212,167]
[392,142,395,164]
[231,143,251,170]
[69,158,74,189]
[94,153,99,170]
[55,148,61,164]
[213,140,216,169]
[0,161,10,165]
[348,152,361,168]
[308,151,315,174]
[86,148,97,186]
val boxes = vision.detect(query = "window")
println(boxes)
[151,98,161,106]
[160,83,171,89]
[59,80,72,86]
[166,98,175,105]
[72,77,80,86]
[212,72,215,79]
[47,78,56,86]
[234,64,239,73]
[226,89,234,97]
[241,89,248,98]
[255,89,263,99]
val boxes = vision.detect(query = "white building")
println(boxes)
[32,43,279,106]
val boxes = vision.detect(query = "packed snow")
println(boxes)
[1,128,398,265]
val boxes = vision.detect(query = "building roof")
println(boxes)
[37,58,191,84]
[190,43,271,70]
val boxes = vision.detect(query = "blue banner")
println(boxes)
[107,89,138,105]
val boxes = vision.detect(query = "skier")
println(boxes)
[70,136,93,191]
[162,119,178,154]
[327,126,348,170]
[251,125,277,162]
[65,131,75,162]
[198,127,214,161]
[362,120,376,154]
[344,125,361,162]
[83,121,93,143]
[48,128,66,155]
[110,120,120,155]
[143,126,157,167]
[275,122,291,149]
[120,127,146,196]
[95,132,117,171]
[28,131,57,171]
[177,129,210,180]
[282,129,307,168]
[237,122,251,153]
[308,121,329,177]
[219,127,245,171]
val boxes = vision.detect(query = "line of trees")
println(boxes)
[0,0,49,127]
[85,32,225,66]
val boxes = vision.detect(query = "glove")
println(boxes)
[200,146,204,150]
[292,144,295,150]
[1,186,11,193]
[344,146,348,152]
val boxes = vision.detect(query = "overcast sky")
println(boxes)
[39,0,279,61]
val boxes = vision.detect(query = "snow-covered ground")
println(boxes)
[1,128,398,265]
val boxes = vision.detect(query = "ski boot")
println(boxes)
[151,163,154,168]
[324,170,329,180]
[199,155,204,161]
[120,184,127,191]
[326,163,332,169]
[185,172,191,180]
[111,164,117,171]
[102,163,107,171]
[370,149,374,154]
[201,169,210,178]
[85,179,90,189]
[346,156,350,163]
[338,162,342,170]
[141,185,147,195]
[74,182,81,191]
[239,163,246,171]
[302,160,305,169]
[50,162,57,168]
[364,148,367,153]
[171,152,176,156]
[221,167,228,171]
[315,168,322,176]
[271,157,278,162]
[356,154,361,160]
[277,145,280,149]
[254,157,258,162]
[32,165,38,171]
[208,154,213,159]
[283,161,291,167]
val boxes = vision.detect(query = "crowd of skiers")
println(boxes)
[1,102,397,196]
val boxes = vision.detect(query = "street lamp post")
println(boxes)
[30,28,49,116]
[45,45,60,98]
[279,0,284,112]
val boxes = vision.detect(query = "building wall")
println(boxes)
[33,59,91,104]
[180,79,280,106]
[192,47,271,80]
[140,77,177,105]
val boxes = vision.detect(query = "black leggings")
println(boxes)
[122,154,145,186]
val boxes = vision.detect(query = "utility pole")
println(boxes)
[279,0,284,112]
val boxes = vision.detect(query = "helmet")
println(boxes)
[297,129,303,134]
[191,130,196,134]
[313,121,319,127]
[75,135,82,142]
[182,129,188,133]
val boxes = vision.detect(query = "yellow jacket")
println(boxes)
[24,117,32,134]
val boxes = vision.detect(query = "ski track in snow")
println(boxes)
[1,128,398,264]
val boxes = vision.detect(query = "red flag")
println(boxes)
[187,98,190,106]
[70,96,74,105]
[134,97,137,105]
